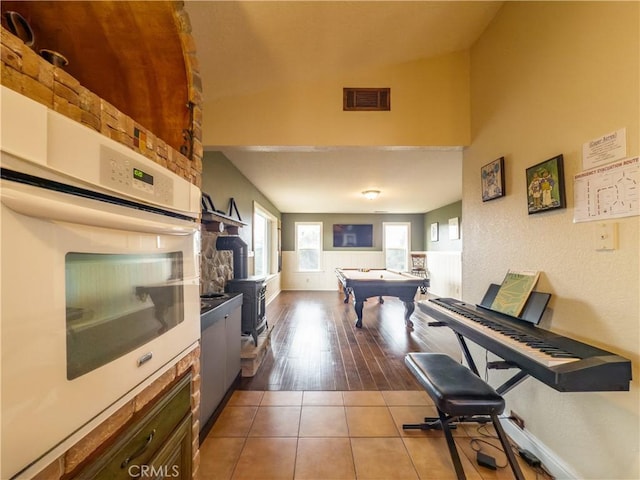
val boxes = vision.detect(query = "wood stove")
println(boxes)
[225,276,267,345]
[216,235,267,345]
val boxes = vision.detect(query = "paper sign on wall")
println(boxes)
[573,156,639,223]
[582,128,626,170]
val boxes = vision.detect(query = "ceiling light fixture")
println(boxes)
[362,189,381,200]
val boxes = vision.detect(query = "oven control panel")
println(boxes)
[100,145,174,206]
[42,103,199,216]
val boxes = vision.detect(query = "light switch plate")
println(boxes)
[595,222,617,251]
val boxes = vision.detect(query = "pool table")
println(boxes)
[335,268,429,329]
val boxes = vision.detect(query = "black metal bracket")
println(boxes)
[180,101,195,160]
[487,360,518,370]
[201,192,216,213]
[228,197,242,221]
[428,321,448,327]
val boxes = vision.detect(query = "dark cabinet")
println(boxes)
[200,314,227,423]
[144,415,192,479]
[225,305,242,387]
[199,294,243,440]
[73,374,192,479]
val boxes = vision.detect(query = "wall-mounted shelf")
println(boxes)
[202,211,246,234]
[201,195,245,233]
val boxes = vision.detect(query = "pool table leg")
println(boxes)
[403,301,415,329]
[354,300,364,328]
[343,287,351,304]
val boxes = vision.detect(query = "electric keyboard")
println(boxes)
[418,297,632,392]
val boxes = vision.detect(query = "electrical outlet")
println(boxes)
[594,222,617,251]
[510,410,525,429]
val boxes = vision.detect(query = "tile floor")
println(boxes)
[198,390,527,480]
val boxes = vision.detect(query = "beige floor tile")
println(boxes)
[231,437,297,480]
[345,406,399,437]
[350,437,419,479]
[299,406,349,437]
[454,436,502,480]
[381,390,433,406]
[302,391,344,406]
[208,406,258,437]
[388,405,446,438]
[294,437,356,480]
[261,391,304,406]
[199,437,246,480]
[389,406,472,438]
[202,392,536,480]
[227,390,265,406]
[342,391,386,406]
[402,436,460,479]
[248,406,301,437]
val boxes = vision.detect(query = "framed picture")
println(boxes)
[526,154,566,214]
[430,222,439,242]
[481,157,505,202]
[448,217,460,240]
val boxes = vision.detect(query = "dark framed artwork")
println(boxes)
[526,154,566,214]
[481,157,505,202]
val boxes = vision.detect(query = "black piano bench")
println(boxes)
[402,352,525,480]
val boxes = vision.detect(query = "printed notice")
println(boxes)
[490,270,540,318]
[573,156,639,223]
[583,128,626,170]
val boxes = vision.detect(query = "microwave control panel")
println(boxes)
[100,145,174,207]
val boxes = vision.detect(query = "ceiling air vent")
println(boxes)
[343,88,390,111]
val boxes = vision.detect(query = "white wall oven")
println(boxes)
[0,87,201,479]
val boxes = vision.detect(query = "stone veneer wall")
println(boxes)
[200,229,235,294]
[1,3,205,478]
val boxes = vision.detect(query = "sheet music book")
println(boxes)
[490,270,540,317]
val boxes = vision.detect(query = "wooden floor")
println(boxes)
[239,290,462,391]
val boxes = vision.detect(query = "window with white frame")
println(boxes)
[296,222,322,271]
[383,222,410,271]
[253,202,278,277]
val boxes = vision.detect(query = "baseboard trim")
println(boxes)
[500,416,579,479]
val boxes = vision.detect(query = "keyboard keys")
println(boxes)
[428,299,581,367]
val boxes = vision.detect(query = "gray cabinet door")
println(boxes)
[225,307,242,387]
[200,317,226,427]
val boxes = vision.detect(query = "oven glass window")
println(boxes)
[65,252,184,379]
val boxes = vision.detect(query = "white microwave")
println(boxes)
[0,87,201,479]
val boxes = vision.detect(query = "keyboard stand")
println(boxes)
[430,326,532,396]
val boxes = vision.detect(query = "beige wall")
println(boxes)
[466,2,639,478]
[202,52,470,147]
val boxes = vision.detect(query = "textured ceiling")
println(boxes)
[186,1,503,213]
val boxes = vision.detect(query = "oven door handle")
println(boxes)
[1,183,198,235]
